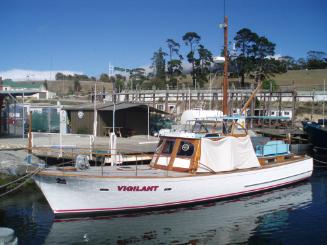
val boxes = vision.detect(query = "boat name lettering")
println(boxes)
[117,186,159,191]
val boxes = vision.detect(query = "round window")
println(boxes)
[182,143,190,151]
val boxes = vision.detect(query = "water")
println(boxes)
[1,170,327,245]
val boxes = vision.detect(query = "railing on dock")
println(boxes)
[30,132,95,158]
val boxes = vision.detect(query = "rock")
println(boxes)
[0,150,44,176]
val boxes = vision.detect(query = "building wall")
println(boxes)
[98,108,148,136]
[70,110,94,134]
[69,107,149,136]
[120,108,148,135]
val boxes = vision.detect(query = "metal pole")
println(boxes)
[22,91,25,139]
[323,80,325,127]
[113,102,115,133]
[188,88,191,110]
[147,104,150,140]
[28,111,32,153]
[222,16,229,115]
[93,80,97,136]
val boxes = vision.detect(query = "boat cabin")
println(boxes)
[150,131,295,174]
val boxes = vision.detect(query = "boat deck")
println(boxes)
[34,155,310,179]
[38,165,193,178]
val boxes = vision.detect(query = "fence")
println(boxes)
[31,132,94,158]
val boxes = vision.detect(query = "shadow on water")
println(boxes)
[2,170,327,245]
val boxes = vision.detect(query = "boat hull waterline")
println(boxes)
[34,158,313,216]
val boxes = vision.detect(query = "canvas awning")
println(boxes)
[198,135,260,172]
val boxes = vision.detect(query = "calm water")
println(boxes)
[1,170,327,245]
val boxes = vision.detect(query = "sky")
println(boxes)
[0,0,326,79]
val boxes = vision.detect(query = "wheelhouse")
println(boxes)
[150,136,201,173]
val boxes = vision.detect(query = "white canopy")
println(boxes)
[198,135,260,172]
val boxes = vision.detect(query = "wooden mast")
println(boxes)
[222,16,229,115]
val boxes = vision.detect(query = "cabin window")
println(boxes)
[162,140,175,154]
[177,141,194,157]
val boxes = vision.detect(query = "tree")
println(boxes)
[74,79,81,93]
[55,72,64,80]
[115,74,126,92]
[130,68,146,89]
[234,28,280,85]
[307,50,326,61]
[43,80,48,90]
[151,48,167,81]
[167,59,183,88]
[166,39,183,87]
[183,32,201,87]
[296,58,307,70]
[234,28,258,86]
[262,79,278,91]
[194,44,213,88]
[280,56,296,70]
[306,50,327,69]
[99,73,110,83]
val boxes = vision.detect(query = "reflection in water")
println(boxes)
[0,189,54,245]
[43,182,312,245]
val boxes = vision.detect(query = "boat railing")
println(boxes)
[32,145,154,176]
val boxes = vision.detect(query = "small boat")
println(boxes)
[303,121,327,149]
[303,120,327,162]
[33,122,313,216]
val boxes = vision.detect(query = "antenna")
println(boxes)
[223,0,226,19]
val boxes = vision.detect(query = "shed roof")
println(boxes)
[2,80,42,89]
[64,102,168,114]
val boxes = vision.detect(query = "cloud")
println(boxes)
[0,69,83,81]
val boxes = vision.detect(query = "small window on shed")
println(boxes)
[162,140,175,154]
[177,141,194,157]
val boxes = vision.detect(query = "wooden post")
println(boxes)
[311,89,315,121]
[268,82,272,127]
[28,111,32,153]
[152,92,155,108]
[292,81,297,127]
[278,91,282,117]
[165,90,169,113]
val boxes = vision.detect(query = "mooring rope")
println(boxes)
[0,169,37,190]
[314,158,327,164]
[0,167,41,198]
[313,157,327,168]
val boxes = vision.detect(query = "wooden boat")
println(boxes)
[33,124,313,216]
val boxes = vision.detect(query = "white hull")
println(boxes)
[45,182,312,244]
[34,158,313,216]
